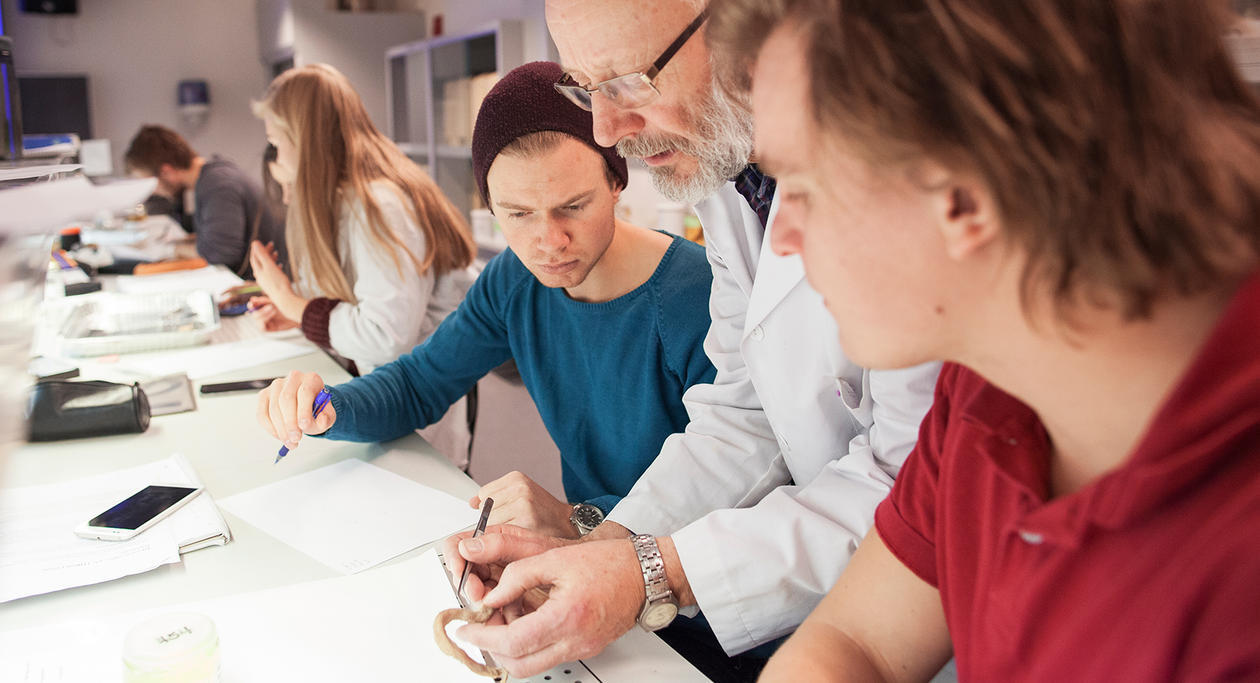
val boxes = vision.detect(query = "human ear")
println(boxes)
[932,175,999,261]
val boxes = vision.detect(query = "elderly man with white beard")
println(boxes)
[442,1,941,680]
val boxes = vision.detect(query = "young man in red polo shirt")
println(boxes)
[709,0,1260,679]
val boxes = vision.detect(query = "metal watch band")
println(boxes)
[632,534,673,606]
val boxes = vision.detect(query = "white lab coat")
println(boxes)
[607,182,941,655]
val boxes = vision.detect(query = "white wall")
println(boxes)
[1,0,269,178]
[287,0,427,131]
[418,0,555,63]
[256,0,295,67]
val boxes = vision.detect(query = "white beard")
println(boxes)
[616,81,755,205]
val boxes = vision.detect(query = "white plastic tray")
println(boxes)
[52,290,220,357]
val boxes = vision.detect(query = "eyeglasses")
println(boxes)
[553,8,709,112]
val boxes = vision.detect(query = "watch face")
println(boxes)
[572,503,604,530]
[641,602,679,631]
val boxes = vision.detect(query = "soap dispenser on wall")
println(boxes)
[177,79,210,128]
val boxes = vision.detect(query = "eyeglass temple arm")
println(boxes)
[645,8,710,80]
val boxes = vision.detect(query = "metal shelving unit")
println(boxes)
[385,21,523,221]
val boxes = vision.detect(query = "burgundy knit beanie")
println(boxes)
[472,61,629,209]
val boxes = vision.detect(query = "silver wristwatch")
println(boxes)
[569,503,604,536]
[632,534,679,632]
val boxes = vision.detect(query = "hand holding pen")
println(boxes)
[255,370,338,461]
[275,387,330,463]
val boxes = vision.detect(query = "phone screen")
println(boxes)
[88,485,199,530]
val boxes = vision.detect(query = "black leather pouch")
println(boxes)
[26,380,151,441]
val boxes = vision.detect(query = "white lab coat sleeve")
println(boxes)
[326,189,433,370]
[607,234,790,537]
[672,361,941,655]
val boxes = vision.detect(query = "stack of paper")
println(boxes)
[0,454,232,603]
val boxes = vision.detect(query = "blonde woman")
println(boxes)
[249,63,477,376]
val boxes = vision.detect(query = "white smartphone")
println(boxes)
[74,484,204,541]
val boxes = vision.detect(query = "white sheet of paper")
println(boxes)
[0,457,202,603]
[221,459,477,574]
[118,336,312,379]
[0,176,154,233]
[112,266,243,296]
[0,550,498,683]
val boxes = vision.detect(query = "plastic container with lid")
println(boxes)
[122,612,221,683]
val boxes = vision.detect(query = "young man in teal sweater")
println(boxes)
[256,61,715,539]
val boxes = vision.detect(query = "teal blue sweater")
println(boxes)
[324,234,715,513]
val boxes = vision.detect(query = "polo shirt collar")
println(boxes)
[959,268,1260,544]
[1094,268,1260,529]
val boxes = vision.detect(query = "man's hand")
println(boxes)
[453,538,647,678]
[470,472,581,539]
[442,524,570,602]
[256,370,336,452]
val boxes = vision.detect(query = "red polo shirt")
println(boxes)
[875,271,1260,681]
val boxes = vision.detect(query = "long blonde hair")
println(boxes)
[254,64,475,303]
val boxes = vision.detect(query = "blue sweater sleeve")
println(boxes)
[321,254,520,442]
[584,494,622,517]
[658,239,718,391]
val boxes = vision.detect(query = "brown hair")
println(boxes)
[493,130,625,205]
[254,64,475,304]
[123,124,196,175]
[710,0,1260,319]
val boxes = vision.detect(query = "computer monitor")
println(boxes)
[19,75,90,140]
[19,0,77,14]
[0,37,22,160]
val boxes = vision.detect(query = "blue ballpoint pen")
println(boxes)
[275,387,332,464]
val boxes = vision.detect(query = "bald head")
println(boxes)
[546,0,753,204]
[547,0,704,83]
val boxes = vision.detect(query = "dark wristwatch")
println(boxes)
[632,534,679,631]
[569,502,604,536]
